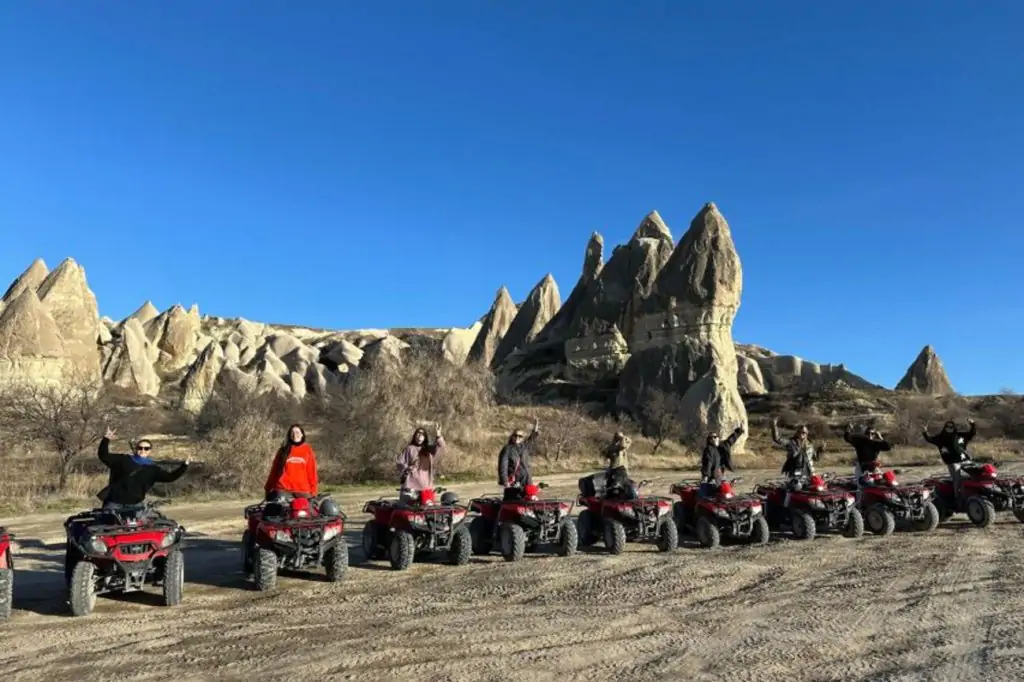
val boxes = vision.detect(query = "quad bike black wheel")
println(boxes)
[361,521,385,561]
[672,502,687,531]
[69,561,97,617]
[499,523,526,562]
[934,497,953,523]
[469,516,494,556]
[557,519,578,557]
[389,530,415,571]
[966,497,995,528]
[603,519,626,555]
[324,538,349,582]
[750,516,770,545]
[0,566,12,621]
[695,516,720,549]
[577,509,599,547]
[844,508,865,538]
[449,525,472,566]
[791,511,816,540]
[255,548,278,591]
[656,519,678,552]
[162,549,185,607]
[866,504,895,536]
[241,530,254,576]
[914,502,940,532]
[1013,508,1024,524]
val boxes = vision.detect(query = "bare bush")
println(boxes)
[536,401,590,462]
[0,374,117,492]
[640,389,685,453]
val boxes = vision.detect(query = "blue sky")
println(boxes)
[1,2,1021,395]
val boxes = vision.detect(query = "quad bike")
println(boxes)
[828,468,940,535]
[754,475,864,540]
[242,492,347,591]
[0,526,13,622]
[670,479,770,548]
[362,487,472,570]
[468,482,578,561]
[576,474,678,554]
[920,460,1024,528]
[63,500,186,617]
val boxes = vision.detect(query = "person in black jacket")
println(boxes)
[497,418,540,501]
[844,424,893,479]
[923,419,976,500]
[97,427,192,507]
[700,425,745,497]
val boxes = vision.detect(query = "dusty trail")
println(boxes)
[3,466,1024,681]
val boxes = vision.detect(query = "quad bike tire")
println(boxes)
[499,522,526,563]
[389,530,416,571]
[577,509,599,547]
[255,548,279,591]
[69,561,97,617]
[557,519,578,557]
[791,511,816,541]
[361,521,385,561]
[672,501,687,533]
[603,519,626,555]
[656,518,679,552]
[914,502,941,532]
[324,538,349,582]
[449,525,472,566]
[0,567,12,621]
[695,516,720,549]
[966,496,996,528]
[1012,508,1024,524]
[469,516,494,556]
[844,508,865,539]
[866,504,895,536]
[162,549,185,607]
[934,497,954,523]
[750,516,771,545]
[241,530,254,576]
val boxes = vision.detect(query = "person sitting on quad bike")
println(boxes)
[602,432,633,494]
[264,424,319,502]
[923,419,976,500]
[771,418,821,486]
[498,417,540,501]
[700,424,745,497]
[98,427,192,508]
[396,423,447,503]
[844,423,892,479]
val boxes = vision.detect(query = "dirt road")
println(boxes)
[3,465,1024,682]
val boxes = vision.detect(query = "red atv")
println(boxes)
[576,476,678,554]
[242,493,347,591]
[670,479,769,548]
[754,475,864,540]
[828,469,940,535]
[63,500,185,617]
[921,461,1024,528]
[362,487,472,570]
[468,482,578,561]
[0,527,13,622]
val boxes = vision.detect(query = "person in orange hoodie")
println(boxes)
[264,424,319,499]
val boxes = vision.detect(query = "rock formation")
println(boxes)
[491,274,561,369]
[467,287,518,366]
[0,288,71,383]
[536,233,604,343]
[736,354,767,395]
[144,304,201,372]
[102,318,161,396]
[441,322,483,366]
[2,259,49,306]
[180,342,225,413]
[737,344,877,393]
[896,345,954,395]
[128,301,160,326]
[617,203,748,449]
[36,258,101,380]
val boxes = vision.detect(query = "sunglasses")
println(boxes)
[137,445,151,451]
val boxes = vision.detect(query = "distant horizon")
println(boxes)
[3,3,1021,394]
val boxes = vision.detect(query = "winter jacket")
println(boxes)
[97,438,188,505]
[772,424,819,478]
[397,437,447,492]
[701,428,744,482]
[603,436,632,471]
[844,429,892,467]
[264,442,319,495]
[924,423,976,465]
[498,431,539,487]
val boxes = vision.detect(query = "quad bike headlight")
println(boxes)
[323,525,341,541]
[808,499,826,510]
[845,497,854,507]
[715,508,731,519]
[407,514,429,530]
[270,529,293,542]
[85,537,107,554]
[920,490,931,500]
[619,507,636,519]
[159,533,177,549]
[750,504,762,514]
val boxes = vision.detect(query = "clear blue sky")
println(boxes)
[1,2,1021,395]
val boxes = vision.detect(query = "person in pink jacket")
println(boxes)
[397,423,446,502]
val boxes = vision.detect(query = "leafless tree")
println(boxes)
[540,401,590,462]
[640,389,685,454]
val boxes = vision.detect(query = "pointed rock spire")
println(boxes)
[491,274,562,369]
[537,232,605,343]
[632,210,672,242]
[128,300,160,326]
[467,286,518,366]
[2,258,49,304]
[35,258,101,379]
[896,345,954,395]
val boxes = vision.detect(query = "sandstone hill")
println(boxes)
[0,203,978,454]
